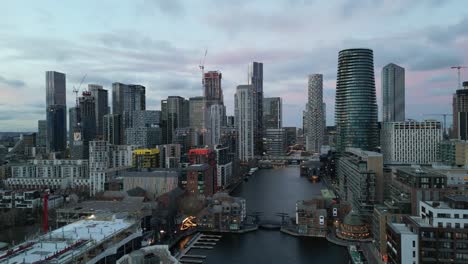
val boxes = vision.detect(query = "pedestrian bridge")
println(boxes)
[258,220,282,230]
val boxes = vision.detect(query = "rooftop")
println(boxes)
[388,223,415,235]
[0,217,137,264]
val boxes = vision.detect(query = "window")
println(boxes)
[413,251,416,258]
[413,241,416,247]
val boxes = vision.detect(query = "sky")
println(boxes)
[0,0,467,132]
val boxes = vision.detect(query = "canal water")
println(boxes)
[189,166,348,264]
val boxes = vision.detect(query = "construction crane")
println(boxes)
[72,74,87,105]
[450,66,467,89]
[423,113,453,138]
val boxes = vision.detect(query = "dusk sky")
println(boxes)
[0,0,467,131]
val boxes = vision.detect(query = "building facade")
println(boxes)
[437,140,468,167]
[70,92,97,159]
[161,96,189,144]
[306,74,325,153]
[337,148,383,219]
[103,113,122,145]
[264,128,287,156]
[453,81,468,140]
[249,62,264,155]
[112,82,145,115]
[235,85,255,162]
[263,97,282,130]
[88,84,109,138]
[46,71,67,153]
[335,49,378,153]
[382,63,405,122]
[381,120,443,165]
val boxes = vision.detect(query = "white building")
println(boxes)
[381,120,443,164]
[235,85,255,162]
[387,223,419,264]
[208,103,225,146]
[306,74,324,153]
[215,145,233,188]
[8,159,89,190]
[89,141,136,196]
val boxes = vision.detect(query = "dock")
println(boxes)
[176,233,222,263]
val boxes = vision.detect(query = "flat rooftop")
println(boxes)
[388,223,415,235]
[0,218,135,264]
[57,197,145,215]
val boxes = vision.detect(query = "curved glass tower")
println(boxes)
[335,48,378,153]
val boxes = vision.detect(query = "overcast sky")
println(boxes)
[0,0,467,131]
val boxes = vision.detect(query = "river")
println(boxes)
[188,165,348,264]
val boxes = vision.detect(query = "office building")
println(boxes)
[189,96,205,130]
[263,97,282,129]
[89,84,109,137]
[161,96,189,144]
[235,85,255,162]
[249,62,264,155]
[381,120,443,165]
[69,106,77,145]
[335,49,378,153]
[46,71,67,153]
[284,127,297,147]
[306,74,325,153]
[125,126,161,148]
[132,148,160,169]
[337,148,383,219]
[112,82,145,114]
[122,110,160,131]
[382,63,405,122]
[70,92,96,159]
[264,128,287,156]
[453,81,468,139]
[437,139,468,167]
[37,120,47,147]
[103,113,122,145]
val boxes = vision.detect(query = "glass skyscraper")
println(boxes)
[382,63,405,122]
[335,48,378,153]
[45,71,67,153]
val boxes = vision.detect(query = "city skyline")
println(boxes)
[1,1,468,131]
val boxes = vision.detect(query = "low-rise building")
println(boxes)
[122,170,179,200]
[387,196,468,264]
[295,198,327,237]
[197,193,246,231]
[186,164,214,197]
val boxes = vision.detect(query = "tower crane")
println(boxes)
[72,74,87,106]
[450,66,467,89]
[423,113,453,138]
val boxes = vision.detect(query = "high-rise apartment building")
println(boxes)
[381,120,442,164]
[453,81,468,139]
[46,71,67,153]
[263,97,282,129]
[235,85,255,162]
[382,63,405,122]
[204,71,223,106]
[89,84,109,137]
[306,74,324,153]
[160,96,189,144]
[335,49,378,153]
[249,62,264,155]
[209,104,225,146]
[112,82,145,115]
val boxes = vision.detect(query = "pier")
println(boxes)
[176,233,222,263]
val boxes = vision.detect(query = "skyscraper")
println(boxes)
[37,120,47,148]
[335,48,378,153]
[235,85,255,162]
[209,104,225,145]
[382,63,405,122]
[45,71,67,153]
[70,92,96,159]
[89,84,109,137]
[189,96,205,130]
[306,74,324,153]
[112,82,145,115]
[161,96,189,144]
[453,81,468,140]
[103,114,122,145]
[263,97,282,129]
[249,62,263,155]
[204,71,223,106]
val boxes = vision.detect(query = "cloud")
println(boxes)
[143,0,185,17]
[0,75,25,88]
